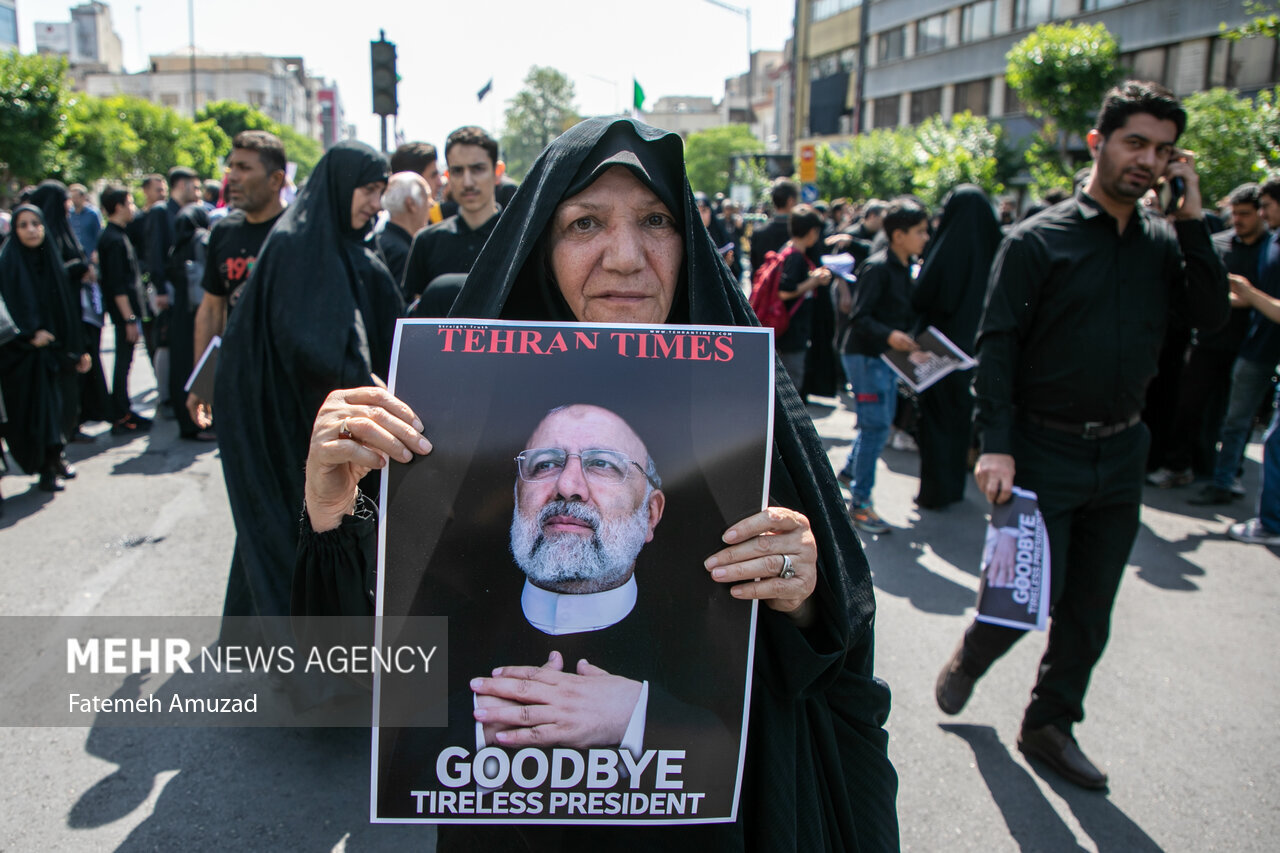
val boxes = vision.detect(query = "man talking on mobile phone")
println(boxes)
[933,81,1228,790]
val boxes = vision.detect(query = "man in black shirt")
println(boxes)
[376,171,432,296]
[748,179,798,275]
[145,166,199,298]
[97,186,150,435]
[1148,183,1267,489]
[187,131,286,431]
[826,199,884,266]
[935,83,1229,790]
[1190,177,1280,505]
[401,126,504,305]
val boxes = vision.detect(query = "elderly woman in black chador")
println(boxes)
[296,119,898,851]
[214,140,402,689]
[0,204,90,493]
[910,184,1004,509]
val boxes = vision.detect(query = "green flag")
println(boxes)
[633,78,645,111]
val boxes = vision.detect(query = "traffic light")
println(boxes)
[370,37,397,117]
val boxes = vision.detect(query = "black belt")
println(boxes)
[1023,412,1141,440]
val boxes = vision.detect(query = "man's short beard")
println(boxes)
[510,496,651,594]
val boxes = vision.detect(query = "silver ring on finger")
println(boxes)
[778,553,796,579]
[338,418,356,441]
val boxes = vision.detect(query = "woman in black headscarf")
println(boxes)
[910,184,1003,509]
[28,180,99,452]
[215,140,402,676]
[296,119,898,851]
[165,203,212,440]
[0,204,90,492]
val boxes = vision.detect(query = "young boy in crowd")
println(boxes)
[775,204,833,390]
[838,199,930,533]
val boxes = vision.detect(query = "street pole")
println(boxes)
[188,0,196,118]
[586,74,620,115]
[701,0,753,101]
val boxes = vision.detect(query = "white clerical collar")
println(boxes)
[521,576,638,635]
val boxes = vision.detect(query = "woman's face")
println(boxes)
[15,210,45,249]
[549,166,683,324]
[350,181,386,231]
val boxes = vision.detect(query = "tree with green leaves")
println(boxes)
[197,100,322,181]
[683,125,764,195]
[0,51,70,189]
[96,95,229,179]
[815,128,915,202]
[1007,22,1120,196]
[1007,22,1120,149]
[1221,0,1280,40]
[49,93,143,185]
[911,112,1007,207]
[501,67,581,181]
[1181,86,1280,204]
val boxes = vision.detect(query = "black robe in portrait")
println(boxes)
[216,141,403,699]
[910,185,1003,508]
[0,205,81,473]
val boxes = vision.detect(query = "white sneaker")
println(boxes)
[890,431,918,452]
[1146,467,1194,488]
[1229,518,1280,545]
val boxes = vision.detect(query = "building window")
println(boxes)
[1004,85,1025,115]
[910,87,943,123]
[916,14,948,54]
[841,47,858,72]
[809,52,842,80]
[877,26,906,63]
[874,95,901,128]
[0,6,17,45]
[960,1,995,43]
[1209,35,1278,89]
[954,79,990,115]
[160,93,180,108]
[1128,47,1168,85]
[1014,0,1053,29]
[1081,0,1126,9]
[811,0,861,23]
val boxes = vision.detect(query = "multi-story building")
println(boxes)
[794,0,1277,149]
[722,49,792,151]
[34,0,123,87]
[643,95,724,138]
[82,51,339,145]
[1,0,17,52]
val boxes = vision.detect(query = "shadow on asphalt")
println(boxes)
[1128,522,1212,592]
[71,719,430,851]
[864,495,988,617]
[65,648,428,851]
[940,723,1165,853]
[0,479,55,529]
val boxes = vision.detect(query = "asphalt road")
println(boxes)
[1,343,1276,852]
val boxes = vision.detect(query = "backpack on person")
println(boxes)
[748,245,812,336]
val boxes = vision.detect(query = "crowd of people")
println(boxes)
[1,76,1277,847]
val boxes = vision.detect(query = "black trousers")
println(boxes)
[960,419,1149,732]
[110,321,136,419]
[1161,345,1235,475]
[916,370,973,507]
[78,323,113,423]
